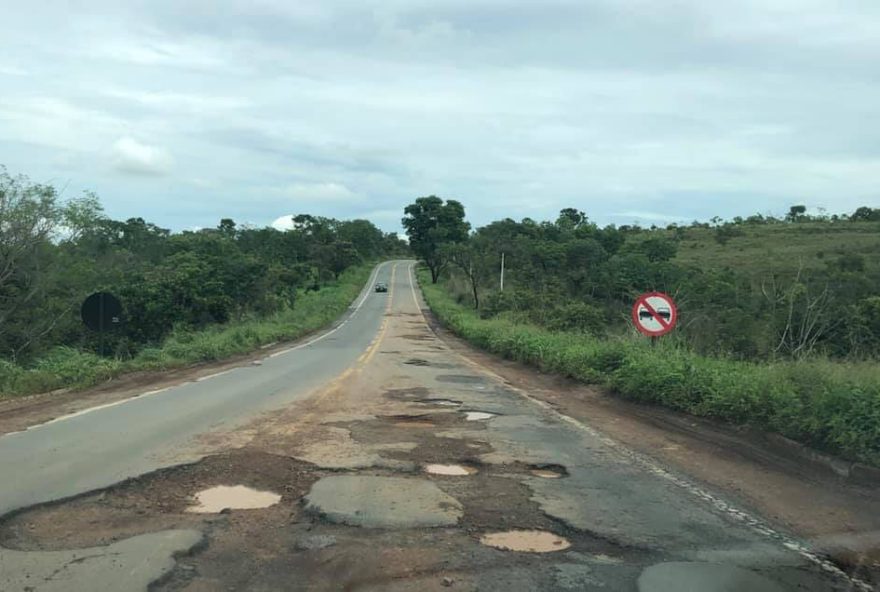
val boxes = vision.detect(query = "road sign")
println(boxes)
[632,292,677,337]
[81,292,123,332]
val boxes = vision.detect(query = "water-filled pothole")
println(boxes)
[404,358,430,366]
[464,411,496,421]
[529,464,568,479]
[480,530,571,553]
[424,463,478,476]
[186,485,281,513]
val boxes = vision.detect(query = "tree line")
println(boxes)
[403,196,880,360]
[0,168,407,364]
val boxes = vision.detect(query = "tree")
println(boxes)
[443,241,492,309]
[0,169,65,359]
[787,205,807,222]
[401,196,470,283]
[851,207,880,222]
[218,218,237,238]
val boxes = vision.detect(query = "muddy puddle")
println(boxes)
[424,464,478,476]
[464,411,496,421]
[531,469,563,479]
[187,485,281,513]
[480,530,571,553]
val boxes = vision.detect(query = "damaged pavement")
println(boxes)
[0,263,870,591]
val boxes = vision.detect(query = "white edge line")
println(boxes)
[13,387,173,434]
[410,262,872,592]
[196,369,235,382]
[2,263,389,437]
[269,262,385,358]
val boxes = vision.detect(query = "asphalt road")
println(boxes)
[0,262,394,517]
[0,260,869,591]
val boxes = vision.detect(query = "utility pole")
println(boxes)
[500,252,505,292]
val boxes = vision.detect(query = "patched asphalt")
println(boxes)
[0,529,203,592]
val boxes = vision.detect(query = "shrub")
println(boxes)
[0,264,375,398]
[419,269,880,466]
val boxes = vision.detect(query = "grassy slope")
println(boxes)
[419,269,880,467]
[674,221,880,277]
[0,264,375,398]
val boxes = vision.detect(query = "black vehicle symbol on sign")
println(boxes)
[639,306,671,321]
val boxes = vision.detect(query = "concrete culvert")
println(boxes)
[480,530,571,553]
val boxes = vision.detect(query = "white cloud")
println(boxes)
[277,182,357,202]
[271,215,295,231]
[1,1,879,232]
[0,64,27,76]
[610,211,687,224]
[111,137,173,176]
[103,89,250,113]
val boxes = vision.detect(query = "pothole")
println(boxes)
[385,414,436,428]
[395,420,436,428]
[436,374,486,384]
[416,398,462,407]
[404,358,430,366]
[464,411,496,421]
[480,530,571,553]
[424,464,478,476]
[186,485,281,513]
[528,464,568,479]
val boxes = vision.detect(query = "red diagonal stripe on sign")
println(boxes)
[640,297,670,329]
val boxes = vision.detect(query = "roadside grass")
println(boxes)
[419,270,880,467]
[0,264,375,398]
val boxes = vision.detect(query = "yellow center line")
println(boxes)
[356,262,396,368]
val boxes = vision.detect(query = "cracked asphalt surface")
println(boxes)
[0,261,870,591]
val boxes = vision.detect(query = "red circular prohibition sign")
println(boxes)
[632,292,678,337]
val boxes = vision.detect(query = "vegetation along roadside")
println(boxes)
[0,168,408,398]
[403,196,880,468]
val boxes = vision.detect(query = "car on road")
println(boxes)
[375,282,388,293]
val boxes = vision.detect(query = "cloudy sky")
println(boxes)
[1,1,879,233]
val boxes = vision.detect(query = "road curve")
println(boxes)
[0,261,398,517]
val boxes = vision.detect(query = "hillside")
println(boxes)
[673,221,880,277]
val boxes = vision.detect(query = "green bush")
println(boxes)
[0,264,375,398]
[419,269,880,466]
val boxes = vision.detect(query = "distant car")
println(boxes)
[375,282,388,293]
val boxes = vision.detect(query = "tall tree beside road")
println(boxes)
[434,204,880,361]
[402,196,470,283]
[0,168,409,366]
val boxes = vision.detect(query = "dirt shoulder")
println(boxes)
[426,316,880,576]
